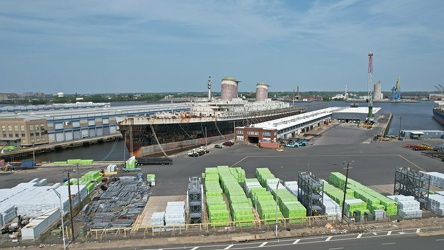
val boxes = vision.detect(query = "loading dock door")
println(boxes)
[248,137,259,144]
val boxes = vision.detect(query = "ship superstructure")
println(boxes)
[117,77,306,156]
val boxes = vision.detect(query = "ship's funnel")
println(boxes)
[256,82,269,101]
[221,77,240,101]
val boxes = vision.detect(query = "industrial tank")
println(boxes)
[221,77,239,101]
[255,82,269,101]
[373,82,382,100]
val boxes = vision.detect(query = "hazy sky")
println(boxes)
[1,0,443,94]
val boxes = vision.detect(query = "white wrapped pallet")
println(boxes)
[425,172,444,189]
[373,210,386,220]
[284,181,299,197]
[435,191,444,196]
[427,194,444,216]
[21,208,59,240]
[244,181,262,196]
[321,192,342,220]
[37,179,47,186]
[29,178,40,184]
[398,210,422,219]
[265,178,280,191]
[165,202,185,230]
[151,212,165,232]
[0,204,17,226]
[387,195,415,202]
[398,200,420,211]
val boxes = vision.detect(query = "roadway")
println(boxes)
[106,228,444,250]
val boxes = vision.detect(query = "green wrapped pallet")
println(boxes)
[53,161,67,165]
[67,159,81,164]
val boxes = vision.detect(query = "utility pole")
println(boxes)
[341,161,353,224]
[66,171,75,241]
[275,180,280,237]
[366,52,374,123]
[76,164,81,206]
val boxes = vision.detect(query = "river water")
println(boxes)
[28,100,443,162]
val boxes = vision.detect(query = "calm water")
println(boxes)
[29,100,442,162]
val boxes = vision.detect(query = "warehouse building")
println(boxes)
[400,130,444,140]
[235,107,339,145]
[331,106,381,123]
[0,103,188,147]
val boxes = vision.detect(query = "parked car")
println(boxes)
[214,144,222,149]
[223,141,234,146]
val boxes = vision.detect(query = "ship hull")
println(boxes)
[119,107,305,157]
[433,108,444,126]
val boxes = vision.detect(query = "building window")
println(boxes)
[263,132,271,136]
[236,130,244,134]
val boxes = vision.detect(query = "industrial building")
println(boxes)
[235,107,340,144]
[0,103,188,148]
[400,130,444,140]
[235,106,382,145]
[0,118,48,147]
[331,106,381,123]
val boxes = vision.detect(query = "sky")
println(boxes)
[1,0,443,94]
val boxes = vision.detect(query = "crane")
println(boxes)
[391,77,401,101]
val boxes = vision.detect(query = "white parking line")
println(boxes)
[373,232,378,235]
[191,247,199,250]
[387,231,392,236]
[259,242,268,247]
[416,229,421,233]
[357,234,362,238]
[225,245,233,249]
[436,239,444,241]
[325,236,332,241]
[329,248,344,250]
[293,239,300,244]
[382,242,395,245]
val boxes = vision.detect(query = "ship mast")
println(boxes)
[207,76,212,101]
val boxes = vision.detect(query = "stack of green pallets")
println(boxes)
[206,194,230,226]
[328,172,397,216]
[255,168,275,187]
[217,166,254,226]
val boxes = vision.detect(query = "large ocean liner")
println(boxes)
[433,100,444,125]
[117,77,306,157]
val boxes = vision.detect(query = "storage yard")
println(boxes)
[1,122,444,249]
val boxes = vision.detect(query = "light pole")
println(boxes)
[48,188,66,250]
[341,161,353,224]
[399,116,402,138]
[66,170,75,241]
[275,180,280,237]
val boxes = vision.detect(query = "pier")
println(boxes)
[0,134,122,160]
